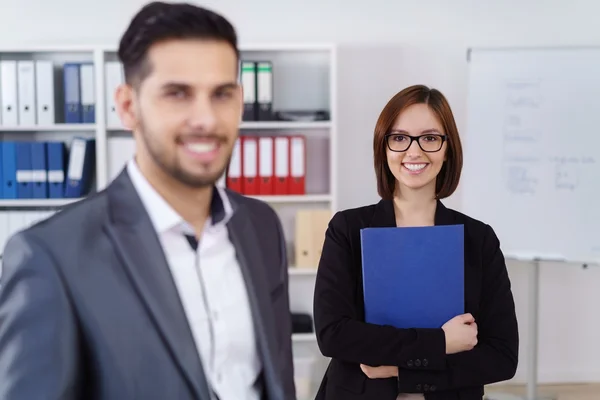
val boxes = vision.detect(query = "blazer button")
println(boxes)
[423,358,429,367]
[424,384,429,391]
[416,384,422,391]
[415,359,421,367]
[407,360,414,367]
[430,385,437,392]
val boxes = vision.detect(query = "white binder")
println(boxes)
[35,60,55,125]
[80,63,95,123]
[17,60,36,126]
[104,61,124,128]
[1,61,18,126]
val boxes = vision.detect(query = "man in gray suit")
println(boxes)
[0,2,296,399]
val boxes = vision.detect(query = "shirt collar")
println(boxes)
[127,159,233,234]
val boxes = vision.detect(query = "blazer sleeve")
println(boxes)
[313,211,447,370]
[272,211,297,399]
[396,224,519,393]
[0,232,80,400]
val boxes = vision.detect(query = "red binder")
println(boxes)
[289,135,306,195]
[258,136,274,195]
[226,137,243,193]
[242,136,260,195]
[274,136,289,195]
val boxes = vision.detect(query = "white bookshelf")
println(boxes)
[0,43,336,397]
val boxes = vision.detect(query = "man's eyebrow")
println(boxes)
[160,81,191,90]
[214,82,239,91]
[159,81,239,91]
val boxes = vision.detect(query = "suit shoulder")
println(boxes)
[24,191,109,242]
[445,206,492,232]
[443,206,498,248]
[330,203,380,230]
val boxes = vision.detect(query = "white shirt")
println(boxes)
[127,160,262,400]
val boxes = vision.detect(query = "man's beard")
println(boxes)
[139,119,230,189]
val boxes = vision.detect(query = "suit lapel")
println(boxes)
[225,202,284,400]
[104,170,211,400]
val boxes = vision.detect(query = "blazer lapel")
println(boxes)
[103,170,211,400]
[369,198,457,227]
[225,202,284,400]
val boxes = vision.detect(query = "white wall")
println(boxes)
[5,0,600,385]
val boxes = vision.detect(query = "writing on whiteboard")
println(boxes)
[502,79,543,195]
[550,156,596,191]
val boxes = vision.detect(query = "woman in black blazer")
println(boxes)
[313,85,519,400]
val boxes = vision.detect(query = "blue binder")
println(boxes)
[2,141,18,199]
[31,142,48,199]
[360,224,465,329]
[46,141,66,198]
[16,142,33,198]
[64,63,81,123]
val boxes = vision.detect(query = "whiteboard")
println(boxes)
[461,47,600,263]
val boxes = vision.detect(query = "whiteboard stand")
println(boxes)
[524,258,554,400]
[511,257,556,400]
[485,258,554,400]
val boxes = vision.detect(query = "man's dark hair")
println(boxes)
[118,1,239,88]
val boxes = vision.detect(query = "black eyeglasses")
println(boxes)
[385,133,447,153]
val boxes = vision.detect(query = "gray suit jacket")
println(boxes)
[0,169,296,400]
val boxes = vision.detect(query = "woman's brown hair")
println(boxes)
[373,84,463,200]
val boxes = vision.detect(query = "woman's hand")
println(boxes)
[442,313,478,354]
[359,364,399,379]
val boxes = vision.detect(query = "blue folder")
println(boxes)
[360,224,465,329]
[2,141,17,199]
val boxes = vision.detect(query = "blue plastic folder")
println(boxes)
[360,224,465,329]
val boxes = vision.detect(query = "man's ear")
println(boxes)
[115,84,138,131]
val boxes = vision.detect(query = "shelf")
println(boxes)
[289,267,318,276]
[0,198,83,207]
[292,333,316,342]
[0,124,96,132]
[240,121,330,130]
[249,194,331,203]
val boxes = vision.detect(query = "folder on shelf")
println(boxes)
[295,209,332,268]
[2,141,17,199]
[31,142,48,199]
[289,135,306,195]
[15,142,33,199]
[1,60,18,126]
[361,225,465,329]
[242,136,259,195]
[35,60,56,126]
[80,63,95,123]
[17,61,36,126]
[258,136,274,195]
[46,141,66,198]
[63,63,81,123]
[226,138,243,193]
[105,61,124,128]
[274,136,289,195]
[256,61,273,120]
[241,61,257,121]
[64,137,95,198]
